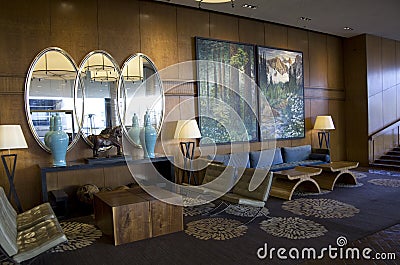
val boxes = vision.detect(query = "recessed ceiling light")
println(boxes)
[344,27,354,31]
[300,16,312,21]
[242,4,257,9]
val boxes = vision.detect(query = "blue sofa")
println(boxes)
[209,145,330,172]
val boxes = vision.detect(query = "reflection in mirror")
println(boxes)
[119,53,164,148]
[25,47,80,152]
[76,51,121,148]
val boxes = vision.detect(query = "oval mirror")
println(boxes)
[25,47,80,152]
[118,53,164,147]
[76,50,121,149]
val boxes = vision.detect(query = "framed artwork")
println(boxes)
[257,46,305,140]
[195,37,258,144]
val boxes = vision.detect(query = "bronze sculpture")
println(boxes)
[88,126,122,157]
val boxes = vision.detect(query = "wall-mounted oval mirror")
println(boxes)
[118,53,164,147]
[76,50,121,148]
[25,47,80,152]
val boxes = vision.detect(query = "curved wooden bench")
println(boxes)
[310,161,359,190]
[271,166,322,200]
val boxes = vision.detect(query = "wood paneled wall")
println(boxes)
[344,34,400,165]
[0,0,345,208]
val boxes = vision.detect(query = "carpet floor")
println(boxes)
[28,167,400,265]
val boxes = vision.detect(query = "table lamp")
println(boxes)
[313,115,335,149]
[0,125,28,213]
[174,120,201,184]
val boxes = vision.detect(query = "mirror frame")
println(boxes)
[76,50,122,148]
[24,47,80,153]
[118,53,165,148]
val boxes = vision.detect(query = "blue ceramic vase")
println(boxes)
[48,113,69,166]
[128,113,141,146]
[44,115,55,148]
[140,111,157,158]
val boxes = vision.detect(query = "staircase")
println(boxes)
[372,147,400,168]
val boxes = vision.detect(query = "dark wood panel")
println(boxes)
[209,13,239,42]
[344,35,369,165]
[264,23,287,49]
[151,200,183,237]
[381,38,396,90]
[50,0,98,63]
[98,0,140,65]
[140,1,178,76]
[366,35,382,97]
[239,18,264,45]
[177,7,210,56]
[329,100,346,161]
[177,7,209,81]
[114,201,150,245]
[309,32,328,88]
[0,0,50,76]
[288,28,310,88]
[327,36,344,89]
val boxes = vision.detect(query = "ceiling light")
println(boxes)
[300,16,312,21]
[242,4,257,9]
[344,27,354,31]
[196,0,234,8]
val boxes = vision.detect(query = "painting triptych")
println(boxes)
[196,37,305,144]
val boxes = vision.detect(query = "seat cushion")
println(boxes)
[201,164,236,193]
[270,161,301,171]
[282,145,312,163]
[17,203,56,231]
[14,218,67,263]
[232,168,273,201]
[249,149,281,168]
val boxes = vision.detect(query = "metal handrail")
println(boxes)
[369,119,400,140]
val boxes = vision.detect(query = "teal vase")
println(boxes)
[140,111,157,158]
[44,115,55,148]
[128,113,141,146]
[48,113,69,166]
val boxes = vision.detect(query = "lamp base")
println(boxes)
[179,141,197,185]
[317,131,330,149]
[1,154,23,213]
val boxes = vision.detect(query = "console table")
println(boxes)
[38,155,174,202]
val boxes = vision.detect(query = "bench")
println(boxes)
[0,186,67,263]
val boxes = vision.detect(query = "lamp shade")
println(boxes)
[0,125,28,150]
[313,116,335,130]
[174,120,201,139]
[32,50,76,80]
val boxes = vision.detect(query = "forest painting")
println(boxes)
[257,46,305,139]
[196,37,258,144]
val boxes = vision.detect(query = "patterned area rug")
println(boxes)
[52,221,102,252]
[259,217,328,239]
[282,198,360,218]
[368,178,400,187]
[185,217,247,240]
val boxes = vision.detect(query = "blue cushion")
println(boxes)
[272,148,283,165]
[209,152,250,168]
[309,153,330,162]
[282,145,312,163]
[250,150,272,168]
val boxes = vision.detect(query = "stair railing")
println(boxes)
[368,120,400,163]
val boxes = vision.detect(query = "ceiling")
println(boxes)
[155,0,400,41]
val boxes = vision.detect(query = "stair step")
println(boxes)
[370,162,400,169]
[387,151,400,155]
[393,147,400,151]
[381,155,400,160]
[375,159,400,165]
